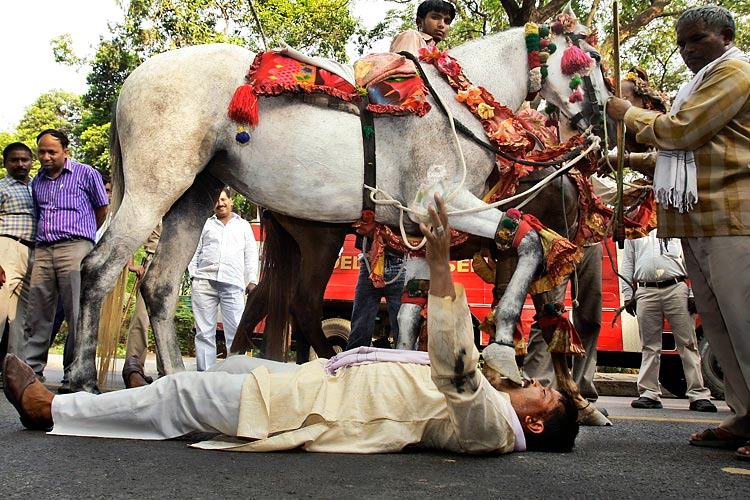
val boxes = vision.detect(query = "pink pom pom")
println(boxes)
[506,208,523,220]
[568,88,584,103]
[561,45,593,76]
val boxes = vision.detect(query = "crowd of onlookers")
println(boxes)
[0,129,259,394]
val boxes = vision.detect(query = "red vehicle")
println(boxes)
[250,226,723,399]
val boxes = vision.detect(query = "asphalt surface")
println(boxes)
[2,363,748,498]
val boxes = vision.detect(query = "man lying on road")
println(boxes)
[4,194,579,454]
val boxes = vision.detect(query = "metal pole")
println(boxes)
[612,0,626,248]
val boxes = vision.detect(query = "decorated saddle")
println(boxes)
[227,48,431,130]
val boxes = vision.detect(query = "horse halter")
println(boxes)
[563,32,606,137]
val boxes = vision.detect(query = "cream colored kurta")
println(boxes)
[194,286,518,453]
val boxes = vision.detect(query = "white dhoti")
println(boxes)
[49,357,296,440]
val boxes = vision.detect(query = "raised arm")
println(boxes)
[422,194,515,453]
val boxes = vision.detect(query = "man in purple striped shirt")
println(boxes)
[25,129,108,392]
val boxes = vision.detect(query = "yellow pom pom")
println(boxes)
[524,23,539,36]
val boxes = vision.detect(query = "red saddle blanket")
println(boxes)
[227,51,431,127]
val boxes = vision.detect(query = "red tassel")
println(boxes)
[568,88,584,103]
[560,45,593,76]
[227,84,259,127]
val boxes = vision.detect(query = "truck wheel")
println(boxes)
[659,356,687,398]
[699,337,725,400]
[309,318,351,360]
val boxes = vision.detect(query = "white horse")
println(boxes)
[68,20,610,392]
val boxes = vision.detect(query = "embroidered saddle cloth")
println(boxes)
[228,49,431,126]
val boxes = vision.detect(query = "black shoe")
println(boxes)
[631,397,663,409]
[690,399,718,413]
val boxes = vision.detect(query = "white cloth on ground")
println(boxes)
[324,346,430,375]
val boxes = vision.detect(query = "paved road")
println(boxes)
[1,375,748,499]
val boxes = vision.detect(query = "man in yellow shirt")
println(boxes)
[3,195,579,454]
[607,5,750,459]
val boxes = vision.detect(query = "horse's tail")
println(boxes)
[109,105,125,216]
[233,212,299,360]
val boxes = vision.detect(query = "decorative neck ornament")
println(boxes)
[523,23,556,101]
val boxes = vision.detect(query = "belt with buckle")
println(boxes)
[637,276,686,288]
[0,234,35,248]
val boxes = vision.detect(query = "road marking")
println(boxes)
[722,467,750,476]
[609,415,724,425]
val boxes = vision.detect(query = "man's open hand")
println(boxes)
[420,193,454,299]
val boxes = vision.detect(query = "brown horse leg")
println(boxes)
[277,216,349,361]
[231,213,299,360]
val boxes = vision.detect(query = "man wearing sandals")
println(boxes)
[608,6,750,460]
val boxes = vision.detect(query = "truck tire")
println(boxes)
[309,318,351,360]
[699,337,725,400]
[659,356,687,398]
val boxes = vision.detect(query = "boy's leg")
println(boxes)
[50,372,246,439]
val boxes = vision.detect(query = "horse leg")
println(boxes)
[396,256,429,350]
[70,121,216,393]
[277,216,348,361]
[414,188,543,383]
[140,171,224,375]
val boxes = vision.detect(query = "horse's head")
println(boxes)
[538,11,614,143]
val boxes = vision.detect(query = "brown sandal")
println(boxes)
[689,427,746,449]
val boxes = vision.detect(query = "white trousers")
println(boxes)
[50,357,297,440]
[192,278,245,371]
[634,281,710,402]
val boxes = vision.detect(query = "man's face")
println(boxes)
[104,182,113,203]
[677,21,731,74]
[37,134,68,171]
[418,10,452,42]
[214,191,233,218]
[3,149,33,181]
[620,80,644,107]
[506,379,563,421]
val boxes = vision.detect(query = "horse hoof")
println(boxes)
[482,343,522,385]
[579,408,612,426]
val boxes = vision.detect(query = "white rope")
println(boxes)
[364,133,600,222]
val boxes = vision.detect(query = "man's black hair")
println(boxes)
[417,0,455,22]
[101,173,112,185]
[36,128,70,148]
[2,142,33,163]
[523,389,580,453]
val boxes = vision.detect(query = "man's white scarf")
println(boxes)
[653,46,749,212]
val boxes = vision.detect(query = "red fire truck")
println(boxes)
[250,226,724,399]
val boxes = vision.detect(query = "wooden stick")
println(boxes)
[612,0,626,247]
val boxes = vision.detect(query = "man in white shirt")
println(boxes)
[620,229,716,412]
[188,188,259,370]
[3,194,579,454]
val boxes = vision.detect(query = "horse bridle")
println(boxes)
[399,51,586,168]
[563,32,606,138]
